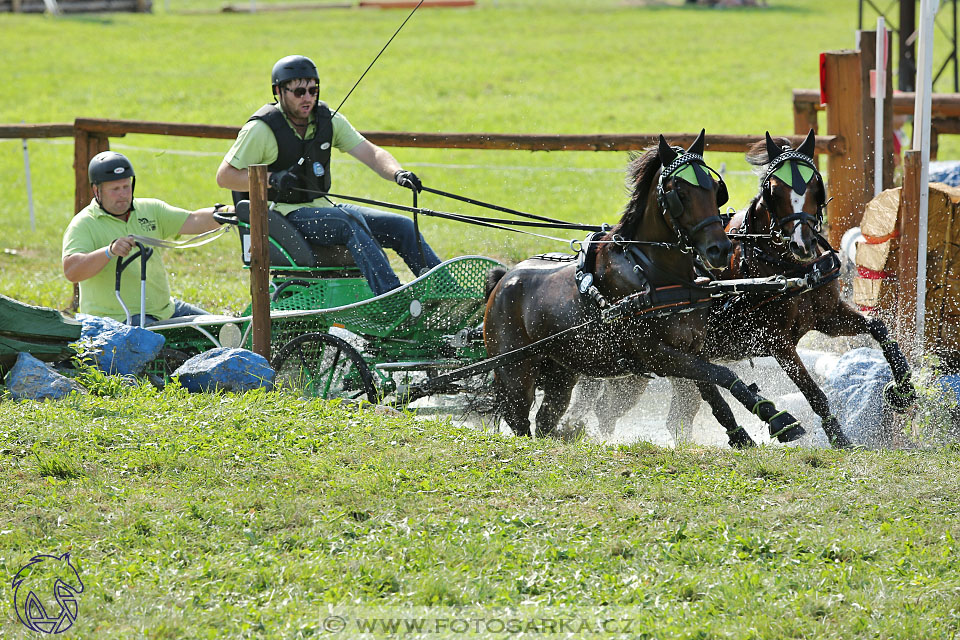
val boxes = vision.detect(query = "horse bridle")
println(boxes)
[753,149,826,245]
[656,150,728,253]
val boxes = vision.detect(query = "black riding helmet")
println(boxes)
[271,55,319,96]
[88,151,136,213]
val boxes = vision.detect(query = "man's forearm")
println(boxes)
[63,247,114,283]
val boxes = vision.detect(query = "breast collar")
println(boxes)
[574,231,715,323]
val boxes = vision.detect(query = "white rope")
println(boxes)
[130,225,230,250]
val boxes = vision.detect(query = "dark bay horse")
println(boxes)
[663,131,916,447]
[483,130,805,442]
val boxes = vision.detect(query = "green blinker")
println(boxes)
[672,164,699,184]
[671,163,709,187]
[773,162,815,193]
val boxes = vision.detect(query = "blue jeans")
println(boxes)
[286,203,442,295]
[134,298,209,327]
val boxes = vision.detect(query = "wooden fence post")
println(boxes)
[897,150,922,359]
[248,165,271,362]
[71,125,110,311]
[793,90,821,169]
[73,126,110,216]
[824,50,870,249]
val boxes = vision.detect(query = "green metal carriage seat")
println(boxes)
[234,201,359,277]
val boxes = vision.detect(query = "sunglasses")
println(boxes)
[283,85,319,98]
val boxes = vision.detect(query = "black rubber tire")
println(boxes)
[271,279,313,303]
[271,332,377,402]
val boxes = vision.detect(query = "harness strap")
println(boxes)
[726,250,842,314]
[687,214,724,237]
[575,231,610,309]
[408,318,598,399]
[420,185,576,227]
[601,284,714,324]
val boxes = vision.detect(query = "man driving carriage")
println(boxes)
[62,151,231,325]
[215,54,443,295]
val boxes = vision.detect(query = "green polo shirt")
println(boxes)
[222,106,366,214]
[62,198,190,321]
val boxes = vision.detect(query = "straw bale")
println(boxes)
[860,187,900,239]
[853,277,882,309]
[856,241,892,273]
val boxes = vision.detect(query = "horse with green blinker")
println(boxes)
[483,130,805,443]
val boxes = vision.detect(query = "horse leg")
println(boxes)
[640,347,804,443]
[815,302,916,411]
[666,377,702,444]
[595,376,648,435]
[492,362,538,437]
[535,364,579,439]
[694,381,757,448]
[770,345,851,449]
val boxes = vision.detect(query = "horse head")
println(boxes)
[649,129,732,271]
[745,129,825,263]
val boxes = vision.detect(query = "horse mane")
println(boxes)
[745,136,795,175]
[611,146,662,236]
[742,135,806,227]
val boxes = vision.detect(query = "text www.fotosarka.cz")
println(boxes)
[319,608,646,636]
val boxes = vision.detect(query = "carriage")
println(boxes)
[139,201,504,405]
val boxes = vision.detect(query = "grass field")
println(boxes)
[4,2,960,638]
[2,384,960,638]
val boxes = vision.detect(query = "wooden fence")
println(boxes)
[0,0,149,11]
[0,118,844,226]
[794,88,960,160]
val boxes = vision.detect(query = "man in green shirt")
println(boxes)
[216,54,442,295]
[63,151,231,325]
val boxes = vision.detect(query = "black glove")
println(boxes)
[268,165,301,196]
[394,169,422,193]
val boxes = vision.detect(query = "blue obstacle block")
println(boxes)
[75,314,165,376]
[172,348,275,393]
[5,352,80,401]
[930,161,960,187]
[824,347,892,446]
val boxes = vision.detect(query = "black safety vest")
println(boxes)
[231,101,334,205]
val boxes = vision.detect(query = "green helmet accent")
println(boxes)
[88,151,135,185]
[271,55,318,90]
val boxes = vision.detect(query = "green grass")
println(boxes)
[2,385,960,638]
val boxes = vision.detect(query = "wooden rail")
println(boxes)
[0,123,74,138]
[2,119,844,154]
[794,88,960,118]
[794,86,960,160]
[0,118,845,224]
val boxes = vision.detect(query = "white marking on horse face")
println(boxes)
[790,190,806,246]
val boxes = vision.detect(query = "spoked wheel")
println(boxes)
[149,348,193,385]
[271,332,377,402]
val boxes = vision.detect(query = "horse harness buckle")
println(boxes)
[576,231,610,310]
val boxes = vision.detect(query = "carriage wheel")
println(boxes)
[271,279,312,303]
[153,348,192,380]
[271,332,377,403]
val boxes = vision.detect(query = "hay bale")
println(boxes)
[854,183,960,360]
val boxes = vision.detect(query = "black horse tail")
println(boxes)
[485,267,508,301]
